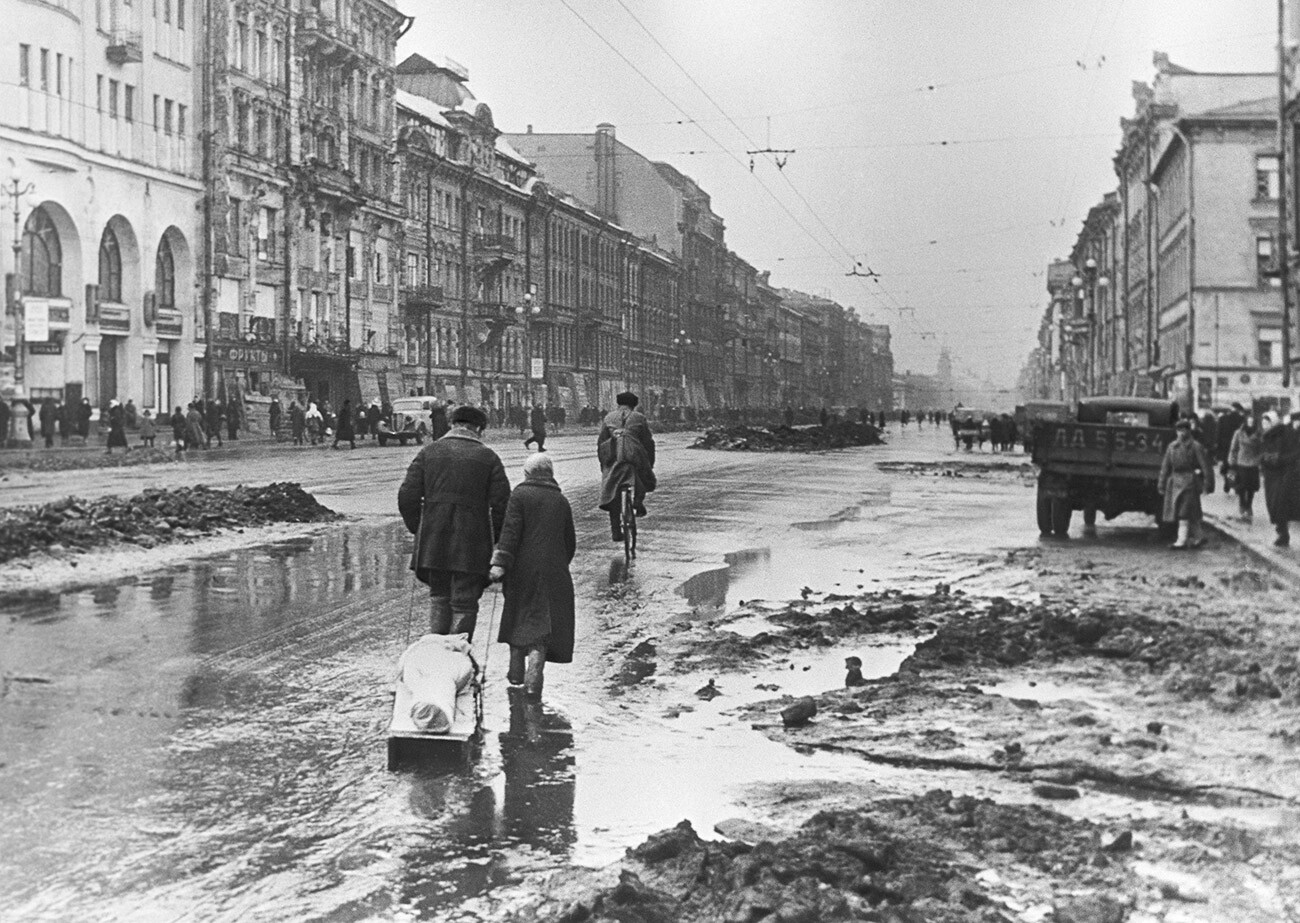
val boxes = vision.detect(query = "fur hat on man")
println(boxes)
[450,404,488,429]
[616,391,639,408]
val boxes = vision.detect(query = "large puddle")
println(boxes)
[0,519,898,920]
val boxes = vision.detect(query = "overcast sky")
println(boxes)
[399,1,1280,386]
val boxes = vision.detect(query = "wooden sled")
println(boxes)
[386,656,485,770]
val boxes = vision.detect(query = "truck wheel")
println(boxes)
[1036,493,1053,535]
[1051,498,1072,536]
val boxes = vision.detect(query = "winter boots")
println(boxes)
[507,647,526,686]
[524,645,546,700]
[1171,520,1205,550]
[429,597,452,634]
[448,610,477,642]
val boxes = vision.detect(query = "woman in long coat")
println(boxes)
[1158,417,1215,548]
[1260,411,1300,546]
[489,453,576,700]
[104,399,129,454]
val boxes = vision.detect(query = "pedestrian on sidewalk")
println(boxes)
[289,400,305,445]
[76,398,92,441]
[0,398,9,446]
[205,399,224,447]
[38,397,57,448]
[524,404,547,452]
[185,402,207,450]
[170,406,187,455]
[1158,417,1214,549]
[305,402,323,445]
[1228,414,1262,521]
[104,399,130,454]
[489,452,576,701]
[139,410,156,447]
[269,396,283,441]
[1260,411,1300,547]
[332,399,356,449]
[398,405,511,642]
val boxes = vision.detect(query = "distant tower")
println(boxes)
[936,348,954,388]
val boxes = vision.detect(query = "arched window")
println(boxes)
[99,226,122,302]
[155,237,176,309]
[21,207,62,297]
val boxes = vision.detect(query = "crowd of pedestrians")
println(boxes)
[1207,403,1300,547]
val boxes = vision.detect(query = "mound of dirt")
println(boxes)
[0,446,178,473]
[541,791,1124,923]
[689,422,885,452]
[0,483,341,563]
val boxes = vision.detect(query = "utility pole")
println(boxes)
[1280,0,1293,388]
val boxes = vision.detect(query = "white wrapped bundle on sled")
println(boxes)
[388,634,481,742]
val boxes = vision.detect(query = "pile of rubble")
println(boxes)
[0,446,177,473]
[689,422,885,452]
[0,483,341,563]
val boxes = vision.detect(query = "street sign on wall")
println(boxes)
[24,301,49,342]
[530,358,544,380]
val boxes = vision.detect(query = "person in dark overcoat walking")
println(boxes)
[428,400,449,441]
[332,398,356,449]
[489,453,576,700]
[1260,411,1300,546]
[205,399,223,447]
[597,392,656,542]
[77,398,92,440]
[524,404,547,452]
[170,406,187,455]
[0,399,10,446]
[104,399,129,454]
[38,397,57,448]
[398,405,511,641]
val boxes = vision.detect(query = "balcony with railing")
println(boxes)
[401,284,444,309]
[106,31,144,64]
[295,11,359,62]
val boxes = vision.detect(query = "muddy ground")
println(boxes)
[514,537,1300,922]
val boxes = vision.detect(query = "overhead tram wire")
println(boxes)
[601,0,920,333]
[554,0,907,324]
[555,0,920,329]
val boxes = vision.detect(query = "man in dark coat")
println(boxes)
[77,398,92,440]
[524,404,547,452]
[205,399,224,447]
[427,400,449,441]
[1260,411,1300,547]
[489,453,576,700]
[332,398,356,449]
[269,397,283,439]
[398,405,511,640]
[0,398,9,446]
[38,397,57,448]
[597,391,656,542]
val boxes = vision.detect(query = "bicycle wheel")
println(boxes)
[622,488,635,562]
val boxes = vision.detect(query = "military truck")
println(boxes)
[1031,396,1180,538]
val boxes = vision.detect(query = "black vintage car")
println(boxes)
[1031,397,1180,538]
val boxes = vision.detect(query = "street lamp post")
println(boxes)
[5,166,36,447]
[1071,257,1109,397]
[672,328,691,407]
[514,289,539,403]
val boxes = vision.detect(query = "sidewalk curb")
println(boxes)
[1204,507,1300,588]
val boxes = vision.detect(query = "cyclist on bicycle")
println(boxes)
[597,391,657,542]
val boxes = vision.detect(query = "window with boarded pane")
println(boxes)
[21,207,62,297]
[156,236,176,309]
[99,226,123,302]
